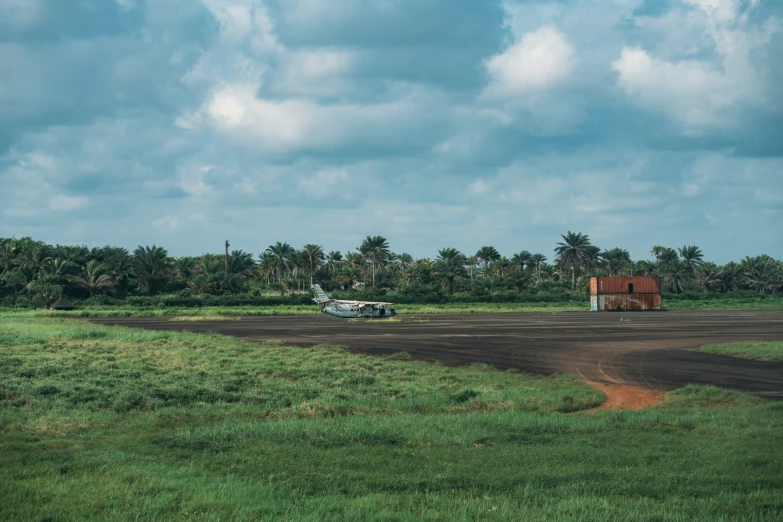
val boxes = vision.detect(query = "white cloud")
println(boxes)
[49,195,87,211]
[152,215,180,232]
[0,0,43,28]
[202,82,445,153]
[272,48,354,96]
[684,0,747,25]
[115,0,136,11]
[297,168,348,198]
[482,26,574,99]
[467,178,490,196]
[613,0,781,132]
[612,48,736,129]
[201,0,282,55]
[177,165,213,197]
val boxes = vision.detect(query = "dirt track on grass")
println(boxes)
[89,310,783,398]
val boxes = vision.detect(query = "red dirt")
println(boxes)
[585,380,665,411]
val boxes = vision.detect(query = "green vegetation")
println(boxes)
[1,314,782,520]
[699,341,783,361]
[2,235,781,311]
[2,296,780,320]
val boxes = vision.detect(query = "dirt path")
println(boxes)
[88,310,783,398]
[584,380,665,411]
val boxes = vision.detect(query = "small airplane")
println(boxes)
[311,284,397,318]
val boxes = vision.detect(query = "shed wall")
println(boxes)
[591,294,661,311]
[590,277,661,295]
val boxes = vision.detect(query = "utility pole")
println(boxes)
[225,240,230,272]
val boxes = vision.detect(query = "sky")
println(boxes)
[1,0,781,263]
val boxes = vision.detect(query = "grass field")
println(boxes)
[1,313,782,520]
[699,341,783,362]
[3,296,781,319]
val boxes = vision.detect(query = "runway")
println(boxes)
[89,310,783,397]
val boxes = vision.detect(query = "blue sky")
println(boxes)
[1,0,781,263]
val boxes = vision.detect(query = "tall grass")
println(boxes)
[0,312,781,520]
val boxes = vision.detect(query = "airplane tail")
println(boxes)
[311,284,331,304]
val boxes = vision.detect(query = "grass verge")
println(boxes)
[698,340,783,361]
[3,296,782,318]
[0,313,781,520]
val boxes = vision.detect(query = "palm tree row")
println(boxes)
[1,234,781,305]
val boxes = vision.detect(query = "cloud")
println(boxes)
[0,0,780,262]
[201,82,451,155]
[467,178,490,196]
[482,26,574,99]
[297,168,348,198]
[49,195,87,211]
[612,48,735,129]
[613,0,782,133]
[152,215,180,232]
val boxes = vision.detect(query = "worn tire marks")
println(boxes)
[89,310,783,398]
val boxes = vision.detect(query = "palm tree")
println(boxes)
[43,258,78,284]
[633,260,655,277]
[103,248,133,297]
[530,253,547,272]
[491,256,512,279]
[511,251,533,271]
[650,245,665,260]
[0,239,20,276]
[325,251,343,273]
[20,243,51,280]
[132,245,173,295]
[68,260,116,297]
[679,245,704,269]
[466,255,479,284]
[600,248,631,276]
[741,255,782,295]
[302,244,325,285]
[187,278,214,296]
[222,250,255,293]
[359,235,390,287]
[398,253,413,270]
[554,231,592,290]
[694,264,723,292]
[656,248,679,265]
[174,257,197,280]
[25,278,63,307]
[54,244,89,266]
[583,245,602,274]
[661,261,689,293]
[411,258,435,285]
[290,250,311,291]
[475,246,500,278]
[435,248,467,294]
[265,242,296,282]
[257,252,277,286]
[529,253,547,284]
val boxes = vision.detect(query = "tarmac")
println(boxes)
[89,310,783,398]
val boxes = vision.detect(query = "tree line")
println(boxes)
[0,232,781,307]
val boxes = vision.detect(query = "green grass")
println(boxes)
[0,313,782,520]
[665,298,783,310]
[698,341,783,361]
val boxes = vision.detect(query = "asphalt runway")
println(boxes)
[89,310,783,398]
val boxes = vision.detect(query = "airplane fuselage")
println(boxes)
[320,301,397,318]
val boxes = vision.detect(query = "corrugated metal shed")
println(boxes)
[590,294,661,312]
[590,277,661,295]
